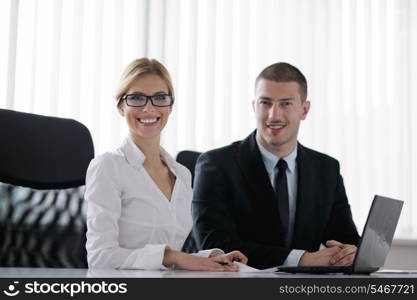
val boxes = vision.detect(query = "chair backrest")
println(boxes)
[0,109,94,189]
[176,150,202,254]
[0,109,94,268]
[175,150,201,187]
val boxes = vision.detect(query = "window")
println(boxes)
[1,0,416,239]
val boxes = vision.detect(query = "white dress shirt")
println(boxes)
[256,138,305,266]
[85,137,222,270]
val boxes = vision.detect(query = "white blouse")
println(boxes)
[85,137,221,270]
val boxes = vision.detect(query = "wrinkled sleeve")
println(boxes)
[85,156,167,270]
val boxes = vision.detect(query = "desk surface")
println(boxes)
[0,267,416,278]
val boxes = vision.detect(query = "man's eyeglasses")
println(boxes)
[122,93,174,107]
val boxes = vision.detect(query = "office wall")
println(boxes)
[384,240,417,270]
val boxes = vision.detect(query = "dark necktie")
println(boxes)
[274,159,289,246]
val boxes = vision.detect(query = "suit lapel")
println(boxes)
[292,143,317,250]
[235,131,279,223]
[235,133,319,248]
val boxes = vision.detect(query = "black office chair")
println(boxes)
[0,109,94,268]
[175,150,201,187]
[176,150,201,253]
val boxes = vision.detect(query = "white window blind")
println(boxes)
[1,0,416,239]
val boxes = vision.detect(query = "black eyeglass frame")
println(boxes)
[122,93,175,107]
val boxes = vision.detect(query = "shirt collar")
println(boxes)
[121,136,178,175]
[256,137,297,174]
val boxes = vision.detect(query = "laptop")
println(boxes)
[276,195,403,274]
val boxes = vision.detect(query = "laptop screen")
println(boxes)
[353,195,403,272]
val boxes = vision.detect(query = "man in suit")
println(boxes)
[192,62,360,269]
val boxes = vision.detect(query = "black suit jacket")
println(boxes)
[192,131,359,269]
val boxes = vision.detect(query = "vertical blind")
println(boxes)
[1,0,416,239]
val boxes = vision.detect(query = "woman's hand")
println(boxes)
[210,250,249,272]
[162,249,247,272]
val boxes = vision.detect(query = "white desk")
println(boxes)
[0,267,416,278]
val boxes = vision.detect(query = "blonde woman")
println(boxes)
[85,58,247,270]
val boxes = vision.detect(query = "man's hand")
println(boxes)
[298,246,342,266]
[298,240,357,266]
[326,240,357,266]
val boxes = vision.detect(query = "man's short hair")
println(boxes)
[255,62,308,102]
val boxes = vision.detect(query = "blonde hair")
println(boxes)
[115,58,174,108]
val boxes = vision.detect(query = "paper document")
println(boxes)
[235,262,277,273]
